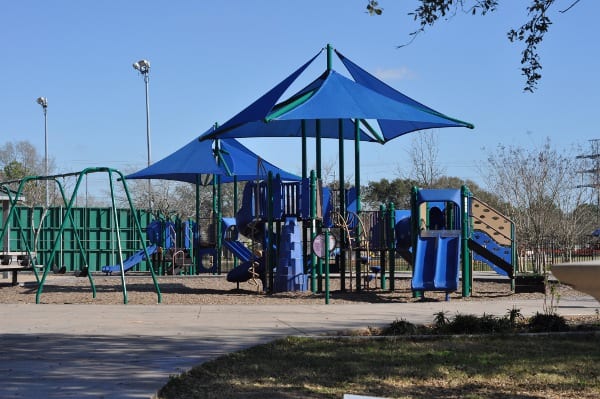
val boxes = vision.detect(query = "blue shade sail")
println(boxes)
[200,47,473,143]
[217,139,301,182]
[125,135,223,184]
[211,50,322,137]
[125,128,300,184]
[335,50,474,142]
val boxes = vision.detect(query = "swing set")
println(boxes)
[0,167,161,304]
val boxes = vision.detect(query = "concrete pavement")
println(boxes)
[1,295,599,398]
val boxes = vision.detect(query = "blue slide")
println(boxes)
[223,240,253,263]
[224,240,265,283]
[227,258,265,283]
[434,236,460,291]
[411,236,437,291]
[411,233,460,292]
[102,244,158,274]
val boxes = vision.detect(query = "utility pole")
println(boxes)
[576,139,600,225]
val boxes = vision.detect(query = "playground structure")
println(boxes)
[0,167,161,304]
[211,175,518,299]
[1,45,490,303]
[404,186,516,299]
[1,165,519,303]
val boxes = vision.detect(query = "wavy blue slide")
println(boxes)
[102,244,158,275]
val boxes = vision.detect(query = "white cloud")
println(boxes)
[373,66,415,81]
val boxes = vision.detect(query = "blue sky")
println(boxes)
[1,1,598,195]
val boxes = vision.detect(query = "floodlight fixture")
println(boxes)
[36,96,47,108]
[133,59,150,74]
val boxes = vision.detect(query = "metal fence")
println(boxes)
[1,206,153,272]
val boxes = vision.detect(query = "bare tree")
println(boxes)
[485,138,591,273]
[0,141,58,206]
[0,140,63,263]
[118,177,239,222]
[399,131,446,187]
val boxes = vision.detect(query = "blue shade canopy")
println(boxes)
[335,50,473,141]
[200,47,473,143]
[211,50,327,138]
[198,56,379,142]
[217,138,301,182]
[125,135,223,184]
[201,117,378,142]
[125,129,300,184]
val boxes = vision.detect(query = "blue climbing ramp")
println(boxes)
[102,244,158,274]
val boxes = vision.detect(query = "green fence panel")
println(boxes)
[4,206,152,272]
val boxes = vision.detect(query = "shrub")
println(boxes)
[382,318,419,335]
[527,312,569,332]
[443,314,483,334]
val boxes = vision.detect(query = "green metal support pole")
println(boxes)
[108,170,128,304]
[310,170,317,293]
[325,228,330,304]
[36,173,99,303]
[511,222,516,291]
[217,175,222,275]
[233,176,239,271]
[327,43,333,71]
[354,120,362,292]
[316,120,322,180]
[267,172,275,293]
[301,119,309,282]
[195,175,201,274]
[410,186,422,298]
[301,120,307,180]
[379,204,386,290]
[338,119,346,291]
[119,168,161,303]
[388,202,396,291]
[315,121,323,292]
[461,185,471,297]
[0,181,41,283]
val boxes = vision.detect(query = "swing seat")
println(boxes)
[74,267,88,278]
[53,266,66,274]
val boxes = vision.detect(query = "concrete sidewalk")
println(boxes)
[1,296,599,398]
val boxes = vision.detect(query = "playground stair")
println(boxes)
[470,198,512,247]
[469,197,515,277]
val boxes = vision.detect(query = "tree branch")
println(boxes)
[559,0,581,13]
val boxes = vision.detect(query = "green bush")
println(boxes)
[383,318,419,335]
[527,312,569,332]
[442,314,486,334]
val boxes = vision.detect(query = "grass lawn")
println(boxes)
[158,333,600,398]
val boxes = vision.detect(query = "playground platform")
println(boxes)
[0,288,598,398]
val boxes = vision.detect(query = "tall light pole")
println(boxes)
[36,96,48,207]
[132,59,152,209]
